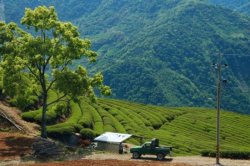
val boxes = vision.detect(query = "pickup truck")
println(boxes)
[130,138,173,160]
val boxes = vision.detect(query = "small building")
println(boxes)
[94,132,132,153]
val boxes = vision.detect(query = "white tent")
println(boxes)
[94,132,132,143]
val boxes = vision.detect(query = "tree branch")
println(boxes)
[44,55,53,70]
[26,65,40,82]
[47,94,68,107]
[46,78,57,93]
[60,59,71,71]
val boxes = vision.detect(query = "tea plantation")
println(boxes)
[22,95,250,155]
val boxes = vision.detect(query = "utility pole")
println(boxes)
[215,52,222,166]
[214,52,227,166]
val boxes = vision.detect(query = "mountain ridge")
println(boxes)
[2,0,250,113]
[0,0,5,21]
[208,0,250,15]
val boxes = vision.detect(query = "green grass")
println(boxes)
[46,101,82,136]
[22,97,250,155]
[21,91,67,124]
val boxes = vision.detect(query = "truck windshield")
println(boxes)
[144,143,151,148]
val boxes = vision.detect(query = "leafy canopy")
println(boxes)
[0,6,110,105]
[0,6,111,137]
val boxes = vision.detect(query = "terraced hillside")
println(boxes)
[21,96,250,155]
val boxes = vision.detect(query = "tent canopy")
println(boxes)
[94,132,132,143]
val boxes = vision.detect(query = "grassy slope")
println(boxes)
[22,97,250,155]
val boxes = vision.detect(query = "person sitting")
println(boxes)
[119,143,123,154]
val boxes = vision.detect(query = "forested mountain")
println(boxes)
[0,0,4,21]
[2,0,250,114]
[208,0,250,15]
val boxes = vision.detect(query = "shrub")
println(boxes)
[9,94,38,111]
[21,110,41,122]
[93,122,103,134]
[91,107,102,123]
[201,150,250,159]
[200,150,210,157]
[67,102,82,124]
[103,117,112,125]
[220,151,250,159]
[47,125,75,138]
[46,102,82,138]
[78,101,93,128]
[74,124,84,132]
[104,125,115,132]
[21,102,68,124]
[79,112,92,128]
[80,128,98,139]
[110,116,127,133]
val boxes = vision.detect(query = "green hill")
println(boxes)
[0,0,4,21]
[208,0,250,15]
[22,97,250,155]
[2,0,250,114]
[75,0,250,113]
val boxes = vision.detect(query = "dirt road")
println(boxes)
[1,133,249,166]
[83,152,250,166]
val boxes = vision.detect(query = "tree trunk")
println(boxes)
[41,92,47,138]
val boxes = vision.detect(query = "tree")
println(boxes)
[0,6,111,138]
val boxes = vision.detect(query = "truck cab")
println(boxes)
[130,138,173,160]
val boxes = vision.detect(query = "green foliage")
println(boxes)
[65,102,82,124]
[208,0,250,15]
[73,124,84,132]
[2,0,250,114]
[22,100,68,124]
[21,110,40,122]
[80,128,98,140]
[0,5,110,138]
[22,95,250,155]
[47,125,75,138]
[78,100,94,128]
[45,101,82,137]
[1,58,39,110]
[5,1,249,153]
[76,0,250,114]
[95,1,250,113]
[201,150,250,159]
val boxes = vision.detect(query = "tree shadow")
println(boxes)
[0,136,34,157]
[131,156,173,162]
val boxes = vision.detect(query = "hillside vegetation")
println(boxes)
[2,0,250,114]
[22,96,250,155]
[208,0,250,15]
[77,0,250,113]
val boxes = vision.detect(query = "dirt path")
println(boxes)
[26,159,191,166]
[1,133,249,166]
[83,152,250,166]
[0,132,34,162]
[8,153,250,166]
[0,133,189,166]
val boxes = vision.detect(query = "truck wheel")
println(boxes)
[132,152,140,159]
[157,153,165,160]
